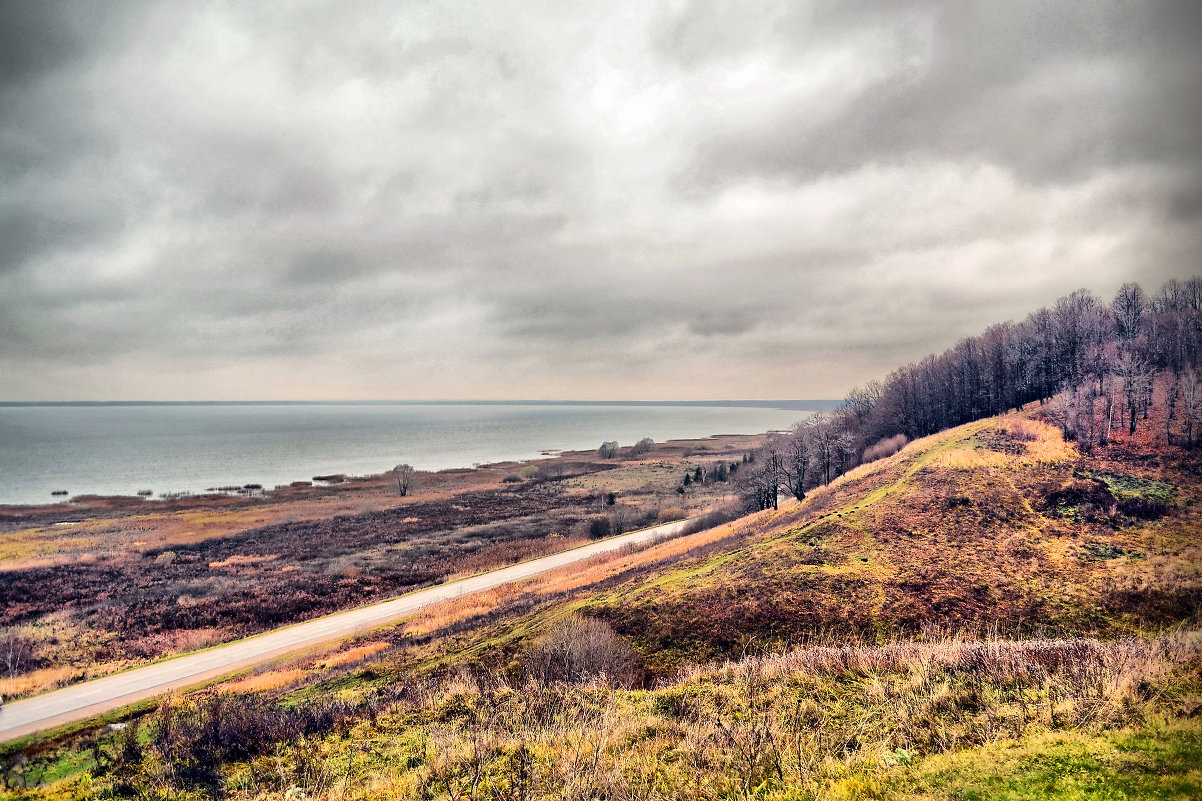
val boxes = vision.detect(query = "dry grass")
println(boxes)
[830,455,894,485]
[390,516,749,641]
[932,448,1011,470]
[400,588,520,637]
[314,642,391,669]
[219,668,306,694]
[0,664,78,699]
[1015,418,1079,464]
[55,629,1197,801]
[207,554,279,569]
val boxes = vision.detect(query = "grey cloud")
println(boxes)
[0,1,142,90]
[0,201,128,274]
[688,308,759,338]
[680,2,1202,188]
[0,1,1197,400]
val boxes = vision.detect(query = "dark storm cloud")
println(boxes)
[0,1,1198,400]
[0,1,131,88]
[678,1,1202,188]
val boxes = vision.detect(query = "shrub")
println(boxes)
[1118,497,1168,520]
[1,631,37,679]
[628,437,654,456]
[525,615,640,686]
[148,692,376,793]
[610,507,632,535]
[502,474,522,483]
[678,505,739,535]
[863,433,909,463]
[1007,420,1041,441]
[657,507,687,523]
[587,517,613,539]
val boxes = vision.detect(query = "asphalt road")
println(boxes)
[0,518,690,742]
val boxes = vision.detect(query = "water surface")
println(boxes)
[0,403,813,505]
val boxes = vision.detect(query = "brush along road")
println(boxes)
[0,518,690,742]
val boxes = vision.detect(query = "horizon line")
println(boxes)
[0,398,842,409]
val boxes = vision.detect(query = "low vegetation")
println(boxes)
[3,277,1200,799]
[6,627,1199,799]
[0,436,754,699]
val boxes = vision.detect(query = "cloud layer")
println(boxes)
[2,1,1199,400]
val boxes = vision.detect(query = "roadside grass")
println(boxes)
[0,666,78,703]
[313,642,391,670]
[10,628,1199,799]
[219,669,307,694]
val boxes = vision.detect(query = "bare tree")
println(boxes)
[1112,282,1147,342]
[393,463,417,496]
[1052,385,1078,441]
[1,631,34,681]
[783,424,812,501]
[597,441,619,459]
[808,413,840,485]
[628,437,654,456]
[1181,369,1202,446]
[737,441,785,511]
[1114,351,1152,436]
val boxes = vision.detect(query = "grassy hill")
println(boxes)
[5,403,1200,799]
[592,410,1198,672]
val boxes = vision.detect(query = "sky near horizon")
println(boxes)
[1,2,1199,401]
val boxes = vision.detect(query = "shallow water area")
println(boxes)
[0,402,814,505]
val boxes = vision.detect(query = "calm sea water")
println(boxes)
[0,403,811,506]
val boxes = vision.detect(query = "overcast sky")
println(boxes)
[2,1,1199,401]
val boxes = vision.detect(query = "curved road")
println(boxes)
[0,518,689,742]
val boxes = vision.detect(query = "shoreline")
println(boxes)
[0,404,815,508]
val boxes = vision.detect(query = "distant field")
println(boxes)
[0,435,758,701]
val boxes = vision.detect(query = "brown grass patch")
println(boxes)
[0,664,78,699]
[314,641,390,669]
[1017,419,1079,465]
[220,668,306,693]
[932,448,1011,471]
[208,553,279,569]
[402,590,515,637]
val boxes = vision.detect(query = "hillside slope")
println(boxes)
[591,410,1199,671]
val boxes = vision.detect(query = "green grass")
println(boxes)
[882,721,1202,801]
[1084,471,1178,505]
[15,628,1198,800]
